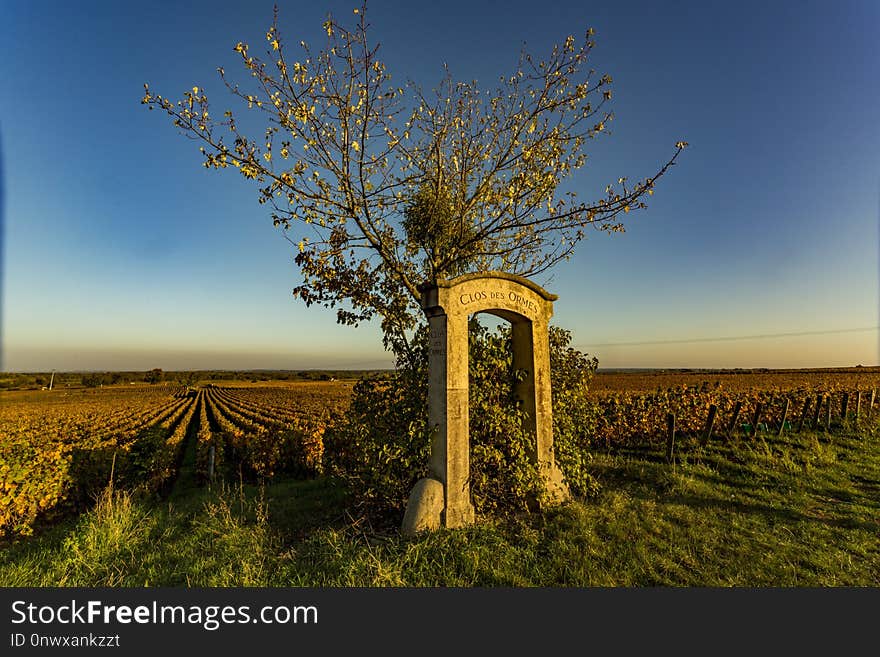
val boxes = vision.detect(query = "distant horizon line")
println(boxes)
[3,365,879,375]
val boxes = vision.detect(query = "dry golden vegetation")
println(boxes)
[589,366,880,396]
[2,370,877,539]
[0,382,352,538]
[585,367,880,449]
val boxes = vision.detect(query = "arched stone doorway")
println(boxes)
[402,272,570,534]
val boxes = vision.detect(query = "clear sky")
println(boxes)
[1,0,878,372]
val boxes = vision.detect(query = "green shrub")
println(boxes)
[323,320,601,524]
[548,327,602,498]
[323,349,432,519]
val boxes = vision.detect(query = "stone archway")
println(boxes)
[402,272,570,534]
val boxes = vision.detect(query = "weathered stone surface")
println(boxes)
[403,271,570,533]
[401,477,444,536]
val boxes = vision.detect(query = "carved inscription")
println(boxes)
[458,289,538,314]
[429,323,445,357]
[507,292,538,314]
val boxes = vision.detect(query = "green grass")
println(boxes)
[2,425,878,586]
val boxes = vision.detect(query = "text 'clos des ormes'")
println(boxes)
[458,290,538,315]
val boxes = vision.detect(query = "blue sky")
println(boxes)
[1,0,878,371]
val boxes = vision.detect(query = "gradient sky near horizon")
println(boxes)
[1,0,878,372]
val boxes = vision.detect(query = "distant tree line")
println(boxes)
[81,372,125,387]
[0,368,393,391]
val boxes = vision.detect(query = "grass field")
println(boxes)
[1,371,877,585]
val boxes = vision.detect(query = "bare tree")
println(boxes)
[142,3,686,362]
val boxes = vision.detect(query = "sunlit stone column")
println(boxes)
[403,272,567,535]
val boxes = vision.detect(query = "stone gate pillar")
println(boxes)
[512,319,568,503]
[401,272,570,534]
[426,309,475,527]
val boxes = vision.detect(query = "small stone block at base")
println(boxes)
[401,477,445,536]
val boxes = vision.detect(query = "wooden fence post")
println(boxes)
[869,389,876,421]
[727,401,742,441]
[666,413,676,463]
[751,402,763,438]
[811,394,823,430]
[109,451,117,489]
[208,444,216,483]
[701,404,718,446]
[777,398,790,437]
[841,393,849,426]
[855,391,862,425]
[797,397,811,432]
[824,394,832,431]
